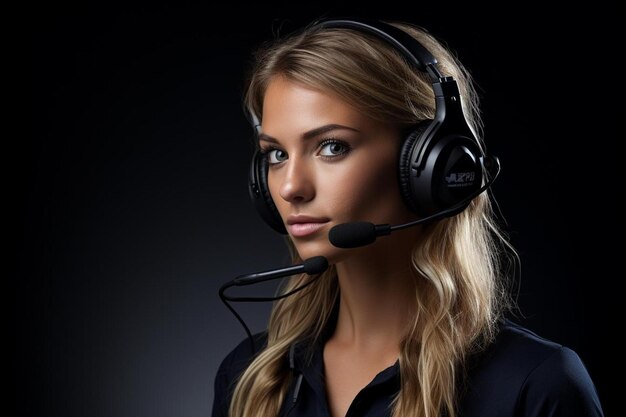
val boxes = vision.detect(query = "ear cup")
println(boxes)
[398,122,484,217]
[426,135,483,215]
[398,121,431,214]
[248,149,288,234]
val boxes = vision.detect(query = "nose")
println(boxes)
[277,155,315,204]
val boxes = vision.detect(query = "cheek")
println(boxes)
[326,155,403,217]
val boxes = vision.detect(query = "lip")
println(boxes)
[287,221,329,237]
[286,215,330,237]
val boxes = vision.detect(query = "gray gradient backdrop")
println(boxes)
[21,3,617,416]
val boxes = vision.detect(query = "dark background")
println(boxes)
[21,3,618,416]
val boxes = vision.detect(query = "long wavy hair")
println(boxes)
[230,20,516,417]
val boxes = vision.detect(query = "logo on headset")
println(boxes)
[445,172,475,187]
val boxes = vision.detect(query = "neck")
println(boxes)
[331,226,420,352]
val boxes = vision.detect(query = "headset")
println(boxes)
[247,17,497,235]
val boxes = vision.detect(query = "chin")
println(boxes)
[291,240,351,266]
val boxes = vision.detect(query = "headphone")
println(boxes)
[248,18,494,235]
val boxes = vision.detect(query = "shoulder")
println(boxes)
[211,332,268,417]
[459,318,604,417]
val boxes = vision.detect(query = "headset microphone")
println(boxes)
[219,256,329,354]
[329,155,501,248]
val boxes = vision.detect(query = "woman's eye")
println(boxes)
[261,139,349,166]
[265,149,288,164]
[319,140,349,157]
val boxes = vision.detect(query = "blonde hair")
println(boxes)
[230,20,516,417]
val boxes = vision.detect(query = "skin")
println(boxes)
[260,75,423,417]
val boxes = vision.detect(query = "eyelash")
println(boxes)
[259,138,351,166]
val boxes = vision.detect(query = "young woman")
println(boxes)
[212,18,604,417]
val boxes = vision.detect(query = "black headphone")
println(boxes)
[248,18,495,235]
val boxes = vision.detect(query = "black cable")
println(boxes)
[219,273,323,354]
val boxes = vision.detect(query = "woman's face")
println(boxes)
[259,76,418,263]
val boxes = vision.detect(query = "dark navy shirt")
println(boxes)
[211,318,604,416]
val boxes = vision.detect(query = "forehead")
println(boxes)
[260,77,366,135]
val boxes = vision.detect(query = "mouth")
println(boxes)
[287,221,329,237]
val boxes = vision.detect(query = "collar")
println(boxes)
[287,304,401,403]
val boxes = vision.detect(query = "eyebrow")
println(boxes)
[258,124,360,144]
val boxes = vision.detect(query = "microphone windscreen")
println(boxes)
[329,221,376,248]
[302,256,329,274]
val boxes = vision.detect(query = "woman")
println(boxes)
[212,18,604,417]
